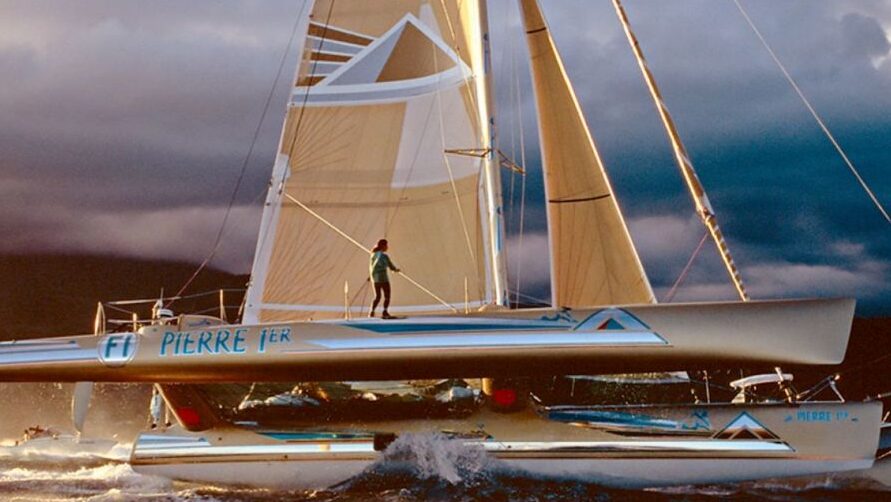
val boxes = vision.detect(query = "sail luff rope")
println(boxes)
[732,0,891,225]
[282,192,458,312]
[166,3,310,307]
[612,0,749,302]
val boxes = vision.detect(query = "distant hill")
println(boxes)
[0,254,248,340]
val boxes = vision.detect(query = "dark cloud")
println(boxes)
[491,0,891,313]
[1,0,889,313]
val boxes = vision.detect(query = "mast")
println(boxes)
[477,1,509,307]
[612,0,749,301]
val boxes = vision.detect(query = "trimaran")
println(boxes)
[0,0,884,489]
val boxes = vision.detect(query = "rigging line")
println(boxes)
[513,13,529,307]
[282,192,458,312]
[506,8,518,228]
[167,3,309,307]
[733,0,890,224]
[507,288,550,306]
[115,288,246,306]
[663,230,709,303]
[433,46,480,270]
[348,278,371,309]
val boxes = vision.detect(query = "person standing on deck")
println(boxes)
[369,239,400,319]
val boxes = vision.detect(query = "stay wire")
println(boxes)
[168,4,309,307]
[663,230,709,302]
[513,3,529,307]
[733,0,891,224]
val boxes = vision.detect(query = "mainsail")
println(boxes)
[244,1,505,322]
[519,0,655,308]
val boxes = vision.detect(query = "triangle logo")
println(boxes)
[326,14,463,87]
[714,412,782,441]
[574,308,652,333]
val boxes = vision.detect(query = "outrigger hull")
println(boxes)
[0,298,856,382]
[130,401,881,489]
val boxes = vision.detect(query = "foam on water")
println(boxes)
[0,463,172,500]
[376,432,493,484]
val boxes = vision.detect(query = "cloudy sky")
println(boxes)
[1,1,889,313]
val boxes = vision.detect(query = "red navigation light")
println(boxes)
[175,407,201,428]
[492,388,517,408]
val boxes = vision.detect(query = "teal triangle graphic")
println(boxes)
[598,318,625,330]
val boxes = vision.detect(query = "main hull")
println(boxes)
[0,298,856,382]
[130,401,881,489]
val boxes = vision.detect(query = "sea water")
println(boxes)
[0,434,886,501]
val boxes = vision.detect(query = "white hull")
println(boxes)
[130,401,882,489]
[133,455,874,490]
[136,460,373,490]
[506,458,874,488]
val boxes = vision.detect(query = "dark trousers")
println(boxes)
[371,281,391,312]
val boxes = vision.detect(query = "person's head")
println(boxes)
[373,239,389,252]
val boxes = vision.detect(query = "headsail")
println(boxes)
[245,1,503,322]
[519,0,655,309]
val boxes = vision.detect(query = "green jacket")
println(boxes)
[370,251,397,283]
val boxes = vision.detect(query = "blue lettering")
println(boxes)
[122,335,132,357]
[233,329,247,353]
[197,331,213,354]
[797,410,833,422]
[104,336,118,359]
[279,328,291,343]
[215,330,231,353]
[160,332,175,356]
[160,327,290,357]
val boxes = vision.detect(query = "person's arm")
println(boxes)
[387,255,399,272]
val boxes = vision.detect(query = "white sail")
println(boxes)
[519,0,655,308]
[244,1,503,322]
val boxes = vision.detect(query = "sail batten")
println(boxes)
[519,0,655,308]
[245,1,500,322]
